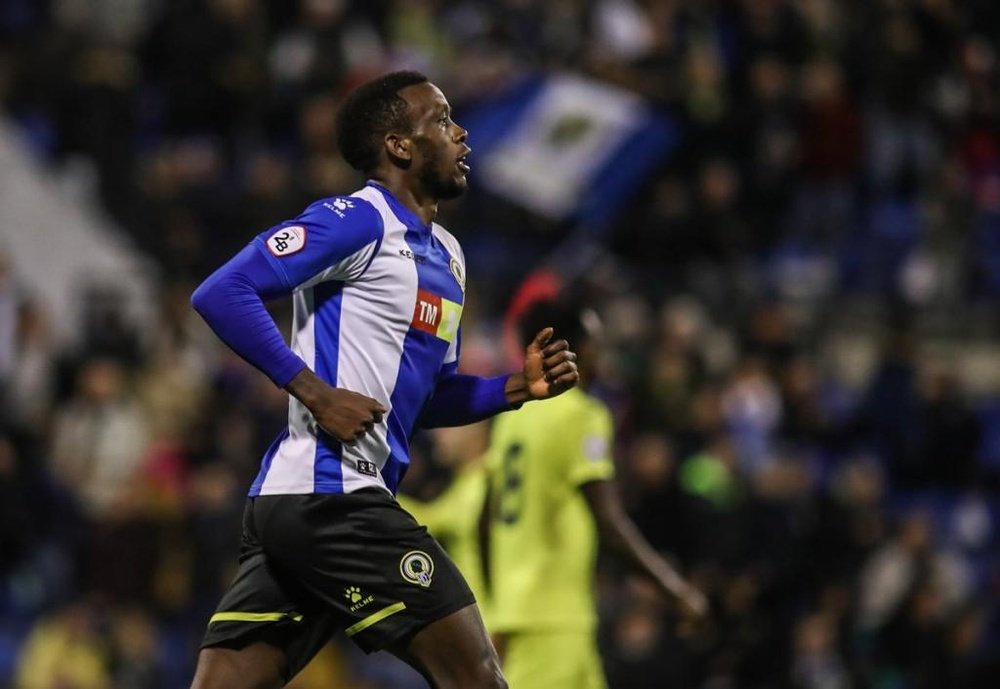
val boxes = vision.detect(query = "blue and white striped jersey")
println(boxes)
[246,182,475,496]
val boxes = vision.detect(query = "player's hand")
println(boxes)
[522,327,579,400]
[675,581,709,621]
[311,388,388,443]
[672,581,711,638]
[286,369,387,443]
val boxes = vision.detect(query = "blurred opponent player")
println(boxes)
[486,300,708,689]
[188,71,579,689]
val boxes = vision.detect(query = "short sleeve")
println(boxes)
[252,196,383,290]
[566,403,616,487]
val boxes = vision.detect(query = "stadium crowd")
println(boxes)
[1,0,999,687]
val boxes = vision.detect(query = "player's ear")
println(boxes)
[385,132,412,167]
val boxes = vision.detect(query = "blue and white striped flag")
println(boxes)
[461,74,680,224]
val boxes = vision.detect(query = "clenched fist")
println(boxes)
[285,369,387,443]
[523,327,580,399]
[503,327,580,405]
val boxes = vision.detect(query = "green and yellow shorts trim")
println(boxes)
[200,491,475,678]
[208,602,409,635]
[210,610,303,625]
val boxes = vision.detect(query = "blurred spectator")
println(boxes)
[805,457,888,586]
[740,54,798,244]
[859,325,923,485]
[623,432,683,554]
[78,283,142,364]
[50,357,157,602]
[5,299,57,434]
[604,602,695,689]
[919,368,982,487]
[0,436,34,574]
[678,435,750,567]
[107,606,161,689]
[936,604,1000,689]
[721,355,783,472]
[14,599,110,689]
[857,511,972,634]
[791,56,863,248]
[50,357,149,521]
[791,612,850,689]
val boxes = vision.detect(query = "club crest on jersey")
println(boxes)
[449,257,466,293]
[411,289,461,343]
[400,550,434,588]
[267,225,306,256]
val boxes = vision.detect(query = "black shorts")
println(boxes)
[200,489,475,678]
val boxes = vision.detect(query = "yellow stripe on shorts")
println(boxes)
[345,602,407,637]
[209,611,303,624]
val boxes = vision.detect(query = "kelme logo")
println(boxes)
[344,586,374,613]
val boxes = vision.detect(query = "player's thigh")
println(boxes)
[391,602,505,689]
[503,631,606,689]
[190,642,285,689]
[196,602,337,689]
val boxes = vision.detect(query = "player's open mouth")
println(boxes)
[457,153,471,174]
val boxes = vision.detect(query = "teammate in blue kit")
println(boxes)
[188,71,579,689]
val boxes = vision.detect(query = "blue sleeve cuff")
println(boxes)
[419,374,516,428]
[271,358,309,389]
[487,374,516,412]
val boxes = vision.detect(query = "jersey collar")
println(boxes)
[366,181,433,233]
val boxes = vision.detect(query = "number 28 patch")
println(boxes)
[267,225,307,256]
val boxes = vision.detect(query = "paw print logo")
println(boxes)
[333,198,354,211]
[345,586,362,604]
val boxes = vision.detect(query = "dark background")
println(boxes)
[1,1,998,687]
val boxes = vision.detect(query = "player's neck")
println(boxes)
[369,174,438,226]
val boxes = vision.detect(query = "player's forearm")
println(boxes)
[420,373,515,428]
[191,244,306,387]
[582,481,688,598]
[284,367,329,407]
[601,514,687,594]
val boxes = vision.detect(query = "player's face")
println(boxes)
[402,82,471,200]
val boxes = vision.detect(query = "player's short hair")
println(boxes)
[517,299,591,351]
[335,70,429,174]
